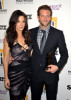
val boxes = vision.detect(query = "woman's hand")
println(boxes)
[30,49,33,56]
[10,56,14,63]
[4,78,10,89]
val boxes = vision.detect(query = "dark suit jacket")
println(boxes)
[30,26,68,82]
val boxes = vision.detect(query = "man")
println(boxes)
[30,5,68,100]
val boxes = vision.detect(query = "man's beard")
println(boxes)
[39,21,51,27]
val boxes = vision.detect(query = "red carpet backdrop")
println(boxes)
[0,0,71,100]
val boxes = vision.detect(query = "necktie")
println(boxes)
[40,30,46,54]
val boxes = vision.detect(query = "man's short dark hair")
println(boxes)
[37,5,52,16]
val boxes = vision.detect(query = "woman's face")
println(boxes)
[16,16,26,32]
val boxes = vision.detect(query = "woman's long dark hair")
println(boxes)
[6,10,31,48]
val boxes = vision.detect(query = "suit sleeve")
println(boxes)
[57,31,68,72]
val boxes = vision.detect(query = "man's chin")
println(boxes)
[41,21,51,27]
[42,24,49,27]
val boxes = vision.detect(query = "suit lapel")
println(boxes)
[33,27,41,55]
[42,26,53,55]
[33,26,54,55]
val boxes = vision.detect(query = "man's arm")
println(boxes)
[46,31,68,73]
[56,31,68,72]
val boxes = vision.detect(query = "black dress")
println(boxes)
[8,42,32,98]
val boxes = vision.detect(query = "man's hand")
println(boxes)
[45,65,59,73]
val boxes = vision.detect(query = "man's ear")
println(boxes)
[51,16,52,20]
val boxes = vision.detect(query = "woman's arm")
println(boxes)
[3,37,10,89]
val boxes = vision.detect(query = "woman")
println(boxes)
[3,10,32,100]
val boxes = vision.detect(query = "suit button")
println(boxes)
[40,64,42,66]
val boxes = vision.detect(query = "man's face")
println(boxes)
[38,9,52,28]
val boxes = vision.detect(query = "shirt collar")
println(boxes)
[39,25,50,33]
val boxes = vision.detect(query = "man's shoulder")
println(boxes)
[50,26,64,39]
[51,26,63,33]
[29,26,39,32]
